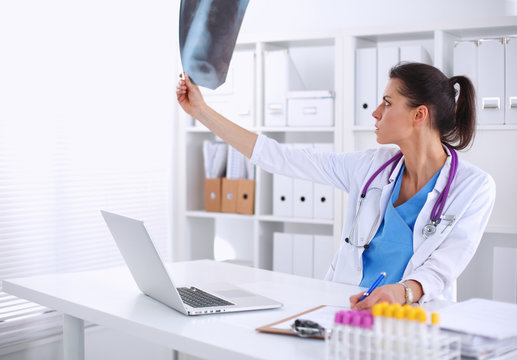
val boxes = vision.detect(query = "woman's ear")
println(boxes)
[413,105,429,127]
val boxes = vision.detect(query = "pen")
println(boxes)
[358,272,386,302]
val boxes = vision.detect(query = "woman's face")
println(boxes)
[372,78,416,146]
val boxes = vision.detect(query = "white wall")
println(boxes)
[240,0,515,34]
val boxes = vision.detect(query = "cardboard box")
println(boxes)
[237,179,255,215]
[204,178,222,212]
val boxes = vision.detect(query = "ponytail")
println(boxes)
[446,76,476,150]
[390,63,477,150]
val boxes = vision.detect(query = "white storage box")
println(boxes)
[287,91,334,127]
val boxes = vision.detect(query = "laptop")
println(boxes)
[101,210,282,316]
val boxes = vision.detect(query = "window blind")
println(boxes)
[0,0,176,349]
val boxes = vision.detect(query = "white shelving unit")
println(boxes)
[175,17,517,279]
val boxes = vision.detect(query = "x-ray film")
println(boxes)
[179,0,250,90]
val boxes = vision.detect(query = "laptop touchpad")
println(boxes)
[216,289,255,298]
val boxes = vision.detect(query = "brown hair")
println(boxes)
[390,62,476,150]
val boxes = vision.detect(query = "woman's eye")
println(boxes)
[384,100,390,106]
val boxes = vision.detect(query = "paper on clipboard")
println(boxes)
[256,305,347,338]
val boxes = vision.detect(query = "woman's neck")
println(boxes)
[399,138,448,190]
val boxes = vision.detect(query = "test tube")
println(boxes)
[350,311,362,360]
[415,307,428,358]
[383,305,395,360]
[339,311,352,360]
[394,306,406,356]
[405,307,417,360]
[371,303,383,357]
[361,311,374,360]
[431,312,440,359]
[327,311,344,360]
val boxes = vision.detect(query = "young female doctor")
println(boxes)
[176,62,495,310]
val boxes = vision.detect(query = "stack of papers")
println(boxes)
[439,298,517,359]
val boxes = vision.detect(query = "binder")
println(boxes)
[399,45,432,65]
[232,51,255,128]
[236,179,255,215]
[292,144,314,218]
[264,50,304,127]
[453,40,478,89]
[312,143,334,219]
[477,39,505,124]
[273,232,293,274]
[273,173,293,217]
[264,50,288,127]
[355,48,377,126]
[293,234,313,277]
[506,37,517,124]
[201,50,255,128]
[313,235,334,280]
[377,47,399,102]
[204,178,222,212]
[221,178,238,213]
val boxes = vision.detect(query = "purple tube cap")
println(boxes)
[350,311,362,327]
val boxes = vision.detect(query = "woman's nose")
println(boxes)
[372,104,382,120]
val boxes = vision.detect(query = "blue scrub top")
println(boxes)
[359,164,441,287]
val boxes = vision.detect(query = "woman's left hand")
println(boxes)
[349,283,405,311]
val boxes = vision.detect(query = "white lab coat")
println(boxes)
[250,134,496,303]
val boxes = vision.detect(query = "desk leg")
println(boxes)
[63,314,85,360]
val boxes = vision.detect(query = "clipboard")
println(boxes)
[256,305,346,339]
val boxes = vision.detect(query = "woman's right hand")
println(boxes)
[176,72,206,119]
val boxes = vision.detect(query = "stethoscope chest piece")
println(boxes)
[423,222,437,239]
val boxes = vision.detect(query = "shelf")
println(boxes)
[186,211,255,220]
[476,125,517,131]
[485,227,517,235]
[258,126,335,133]
[258,215,334,225]
[352,126,375,132]
[186,126,258,133]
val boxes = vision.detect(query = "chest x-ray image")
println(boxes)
[179,0,250,90]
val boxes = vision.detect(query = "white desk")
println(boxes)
[3,260,366,360]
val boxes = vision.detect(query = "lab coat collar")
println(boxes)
[388,145,453,194]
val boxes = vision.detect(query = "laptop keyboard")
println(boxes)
[177,287,234,308]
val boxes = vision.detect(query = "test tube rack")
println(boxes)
[325,306,461,360]
[326,330,461,360]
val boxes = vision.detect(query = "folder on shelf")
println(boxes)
[477,39,505,125]
[221,178,238,213]
[399,45,432,65]
[313,143,334,220]
[377,47,399,102]
[264,49,305,127]
[256,305,346,339]
[293,234,314,278]
[355,48,377,126]
[273,173,293,217]
[313,235,334,280]
[506,37,517,124]
[453,40,478,89]
[273,232,293,274]
[204,178,222,212]
[236,179,255,215]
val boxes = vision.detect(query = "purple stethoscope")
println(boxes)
[344,147,458,249]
